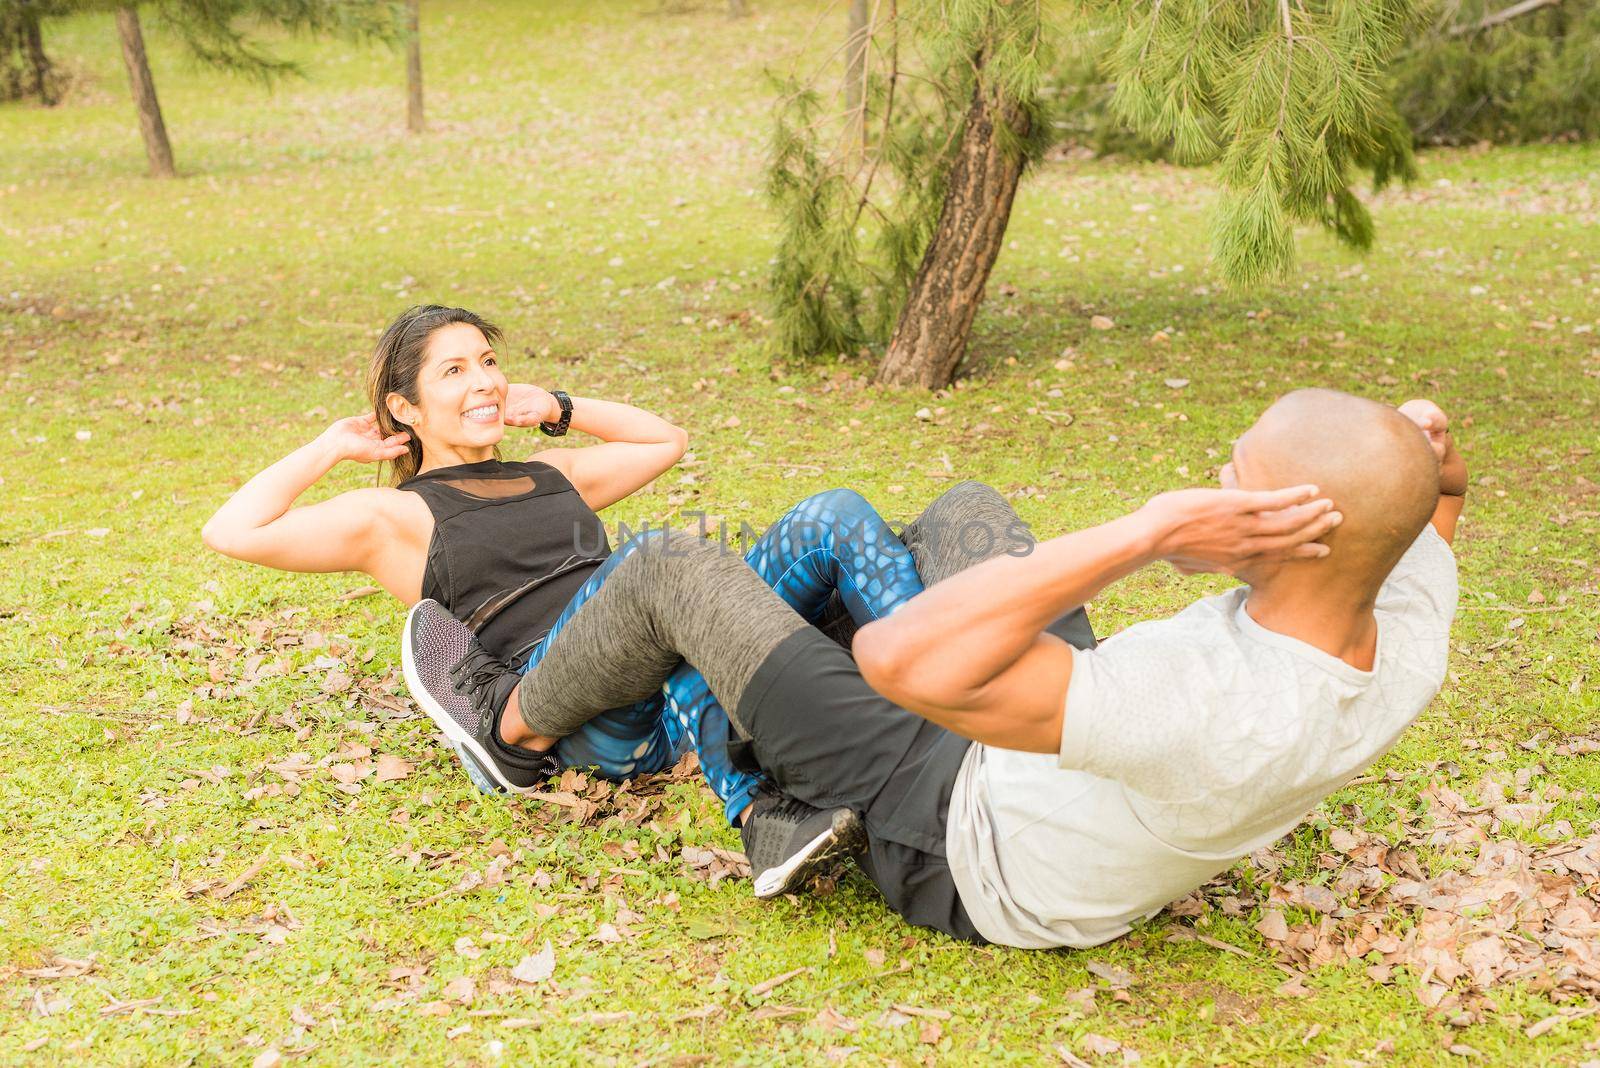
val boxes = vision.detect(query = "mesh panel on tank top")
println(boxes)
[401,459,611,666]
[430,474,537,499]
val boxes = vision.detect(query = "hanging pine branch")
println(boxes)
[1105,0,1418,283]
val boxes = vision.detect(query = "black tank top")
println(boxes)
[401,459,611,668]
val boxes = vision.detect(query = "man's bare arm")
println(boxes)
[853,487,1340,751]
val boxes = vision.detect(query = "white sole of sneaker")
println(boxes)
[752,810,864,899]
[400,600,533,795]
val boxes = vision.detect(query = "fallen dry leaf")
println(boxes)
[1056,1045,1093,1068]
[1086,961,1135,989]
[1255,910,1290,942]
[211,853,271,900]
[374,754,412,782]
[20,956,95,979]
[1079,1033,1122,1056]
[747,966,810,999]
[327,762,370,785]
[813,1006,859,1033]
[511,941,555,985]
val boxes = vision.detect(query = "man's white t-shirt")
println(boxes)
[944,526,1458,949]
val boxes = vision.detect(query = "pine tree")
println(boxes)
[766,0,1424,389]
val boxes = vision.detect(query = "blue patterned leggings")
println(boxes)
[514,489,925,822]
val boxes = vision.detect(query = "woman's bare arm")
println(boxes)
[511,386,687,512]
[201,414,411,575]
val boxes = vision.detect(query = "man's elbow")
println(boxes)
[854,621,919,704]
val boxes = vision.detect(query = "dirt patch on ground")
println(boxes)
[1162,981,1262,1025]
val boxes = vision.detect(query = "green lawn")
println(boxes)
[3,1,1599,1063]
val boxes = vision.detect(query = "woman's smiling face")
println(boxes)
[404,321,509,451]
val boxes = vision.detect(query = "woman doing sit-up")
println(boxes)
[202,304,932,840]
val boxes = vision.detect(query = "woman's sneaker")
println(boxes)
[401,599,560,793]
[742,787,865,898]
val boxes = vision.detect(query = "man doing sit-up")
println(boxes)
[405,389,1464,947]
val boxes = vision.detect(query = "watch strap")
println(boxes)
[540,390,573,436]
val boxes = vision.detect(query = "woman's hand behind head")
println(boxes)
[504,383,561,428]
[320,412,412,465]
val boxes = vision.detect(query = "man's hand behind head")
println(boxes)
[1142,485,1342,577]
[1398,398,1468,497]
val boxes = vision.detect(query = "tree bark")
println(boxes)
[114,5,175,178]
[877,74,1029,389]
[405,0,424,133]
[842,0,869,162]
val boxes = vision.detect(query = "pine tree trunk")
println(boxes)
[842,0,869,162]
[877,75,1028,389]
[114,5,175,178]
[21,9,54,105]
[405,0,424,133]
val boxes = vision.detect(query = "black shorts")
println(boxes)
[732,627,986,943]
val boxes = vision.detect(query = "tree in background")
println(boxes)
[32,0,402,177]
[840,0,868,162]
[1393,0,1600,143]
[113,4,172,174]
[404,0,421,132]
[0,1,65,104]
[767,0,1423,389]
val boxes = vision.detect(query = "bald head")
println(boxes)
[1233,389,1438,588]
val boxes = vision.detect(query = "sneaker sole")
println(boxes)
[752,808,865,899]
[400,600,533,796]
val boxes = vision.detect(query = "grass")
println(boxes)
[3,1,1599,1063]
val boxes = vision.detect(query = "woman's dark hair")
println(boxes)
[367,304,504,485]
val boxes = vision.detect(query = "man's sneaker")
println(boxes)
[742,787,865,899]
[401,599,560,793]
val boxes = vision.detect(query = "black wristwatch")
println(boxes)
[540,390,573,436]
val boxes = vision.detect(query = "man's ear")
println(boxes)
[387,392,419,428]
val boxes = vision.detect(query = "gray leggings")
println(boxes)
[515,481,1062,738]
